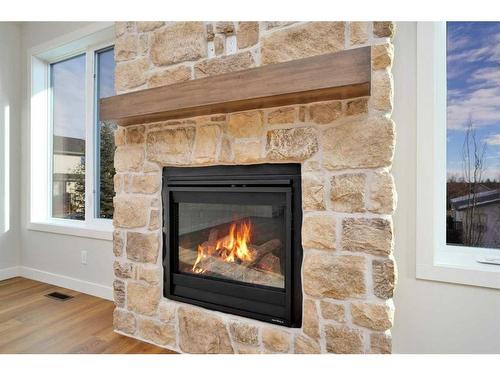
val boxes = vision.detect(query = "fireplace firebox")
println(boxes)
[162,164,302,327]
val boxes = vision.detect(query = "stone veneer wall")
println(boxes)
[111,21,397,354]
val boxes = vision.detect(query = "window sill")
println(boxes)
[27,220,113,241]
[417,247,500,290]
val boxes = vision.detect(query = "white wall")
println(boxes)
[0,23,22,278]
[19,22,114,298]
[392,22,500,354]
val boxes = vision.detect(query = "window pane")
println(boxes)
[95,47,116,219]
[446,22,500,249]
[51,54,86,220]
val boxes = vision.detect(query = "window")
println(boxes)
[446,22,500,250]
[29,24,115,240]
[416,22,500,289]
[95,47,116,219]
[50,54,87,220]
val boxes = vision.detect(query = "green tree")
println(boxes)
[99,120,116,219]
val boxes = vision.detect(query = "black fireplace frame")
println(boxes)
[162,163,303,327]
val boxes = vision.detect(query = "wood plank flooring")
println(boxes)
[0,277,176,354]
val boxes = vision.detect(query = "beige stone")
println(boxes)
[298,106,307,122]
[215,22,235,35]
[302,174,325,210]
[371,68,393,113]
[115,22,136,37]
[350,22,370,45]
[266,127,318,161]
[267,107,296,125]
[342,218,393,256]
[115,34,138,61]
[193,125,221,163]
[320,301,345,322]
[373,258,396,299]
[115,58,148,92]
[138,318,176,346]
[325,325,364,354]
[368,170,396,214]
[322,117,395,170]
[178,307,234,353]
[303,299,320,340]
[206,24,215,41]
[113,230,123,257]
[330,173,366,213]
[237,346,261,354]
[345,97,368,116]
[114,174,124,193]
[136,265,161,284]
[138,34,149,56]
[233,140,262,163]
[228,111,263,138]
[147,65,192,88]
[262,328,290,353]
[114,145,144,172]
[370,333,392,354]
[219,136,233,162]
[294,335,321,354]
[114,261,135,279]
[229,322,258,346]
[149,209,161,230]
[150,22,206,65]
[262,22,345,65]
[113,308,136,335]
[302,215,336,250]
[127,282,160,316]
[113,279,126,307]
[126,232,159,263]
[128,174,160,194]
[146,127,196,165]
[113,195,149,228]
[237,22,259,49]
[114,127,126,146]
[303,160,321,172]
[158,302,176,323]
[194,51,256,78]
[373,22,395,38]
[303,253,365,299]
[372,43,394,70]
[214,35,224,55]
[137,21,165,32]
[309,101,343,124]
[351,302,394,331]
[264,21,296,30]
[126,125,145,144]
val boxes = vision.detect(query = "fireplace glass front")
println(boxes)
[163,164,302,327]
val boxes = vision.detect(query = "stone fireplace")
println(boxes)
[111,21,396,354]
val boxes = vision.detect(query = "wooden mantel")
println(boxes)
[100,46,371,127]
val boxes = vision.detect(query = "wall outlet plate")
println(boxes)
[81,250,87,265]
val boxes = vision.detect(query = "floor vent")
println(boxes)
[45,292,73,301]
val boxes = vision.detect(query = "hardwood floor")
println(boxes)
[0,277,176,354]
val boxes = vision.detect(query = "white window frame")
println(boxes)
[416,22,500,289]
[27,23,115,241]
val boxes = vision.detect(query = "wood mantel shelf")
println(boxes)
[100,46,371,127]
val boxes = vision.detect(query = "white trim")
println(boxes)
[27,23,115,237]
[19,266,113,300]
[27,220,113,241]
[415,22,500,290]
[0,266,21,281]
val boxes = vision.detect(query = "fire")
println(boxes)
[192,220,254,273]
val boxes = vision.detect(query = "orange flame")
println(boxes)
[192,220,254,273]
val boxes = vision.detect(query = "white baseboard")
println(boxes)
[0,266,21,280]
[18,266,113,301]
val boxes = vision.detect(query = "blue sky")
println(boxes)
[447,22,500,181]
[52,48,115,140]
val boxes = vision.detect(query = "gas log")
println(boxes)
[179,230,283,288]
